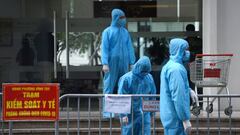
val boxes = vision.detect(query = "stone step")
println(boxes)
[1,117,239,129]
[2,127,240,135]
[1,111,239,134]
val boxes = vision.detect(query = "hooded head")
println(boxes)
[111,9,126,27]
[169,38,190,63]
[132,56,151,78]
[186,24,195,32]
[22,37,30,48]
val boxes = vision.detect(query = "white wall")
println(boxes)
[203,0,240,110]
[217,0,240,110]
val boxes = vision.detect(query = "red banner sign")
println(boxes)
[2,83,59,121]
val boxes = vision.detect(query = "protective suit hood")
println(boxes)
[132,56,151,77]
[111,9,125,27]
[169,38,189,63]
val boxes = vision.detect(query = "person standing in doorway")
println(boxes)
[16,36,35,66]
[185,24,203,109]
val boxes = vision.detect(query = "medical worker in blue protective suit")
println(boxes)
[118,56,156,135]
[101,9,135,118]
[160,38,193,135]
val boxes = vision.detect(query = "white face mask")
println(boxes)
[183,50,190,62]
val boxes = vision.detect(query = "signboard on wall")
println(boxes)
[94,1,157,18]
[2,83,59,121]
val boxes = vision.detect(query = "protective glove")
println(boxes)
[121,116,128,125]
[102,65,109,73]
[190,89,198,104]
[183,120,192,135]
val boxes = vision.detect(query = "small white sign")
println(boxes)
[142,100,159,112]
[104,94,131,114]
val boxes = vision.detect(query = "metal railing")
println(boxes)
[54,94,240,135]
[193,94,239,135]
[55,94,159,135]
[1,93,240,135]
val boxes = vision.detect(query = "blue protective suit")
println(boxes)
[101,9,135,118]
[101,8,135,94]
[160,38,191,135]
[118,56,156,135]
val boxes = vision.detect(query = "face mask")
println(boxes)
[183,50,190,62]
[118,18,126,27]
[140,71,148,76]
[138,65,149,77]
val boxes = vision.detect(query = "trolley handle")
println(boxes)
[196,54,233,57]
